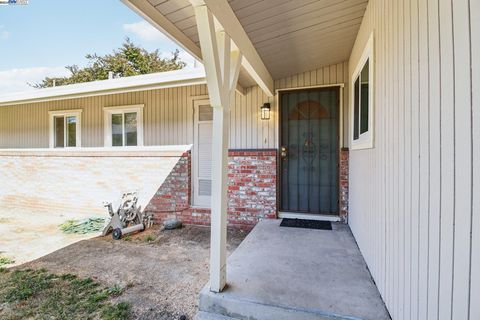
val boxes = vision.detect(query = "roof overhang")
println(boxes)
[123,0,275,96]
[121,0,368,94]
[0,68,206,106]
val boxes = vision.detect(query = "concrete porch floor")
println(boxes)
[197,219,390,320]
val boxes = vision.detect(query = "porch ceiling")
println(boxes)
[134,0,368,81]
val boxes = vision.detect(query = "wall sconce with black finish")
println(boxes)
[261,103,271,120]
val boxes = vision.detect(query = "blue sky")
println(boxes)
[0,0,195,93]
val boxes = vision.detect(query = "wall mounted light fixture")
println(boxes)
[261,103,271,120]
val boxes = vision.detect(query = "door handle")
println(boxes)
[280,146,288,160]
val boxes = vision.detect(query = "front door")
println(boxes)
[279,87,340,214]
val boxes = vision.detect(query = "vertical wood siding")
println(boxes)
[0,84,271,148]
[348,1,478,319]
[0,61,348,150]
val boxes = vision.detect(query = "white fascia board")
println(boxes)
[0,68,206,106]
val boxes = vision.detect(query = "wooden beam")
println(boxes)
[122,0,251,96]
[193,3,242,293]
[191,0,274,96]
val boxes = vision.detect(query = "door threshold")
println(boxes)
[278,212,341,222]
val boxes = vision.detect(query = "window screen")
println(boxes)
[111,114,123,147]
[66,116,77,147]
[54,116,64,148]
[353,58,370,141]
[124,112,137,146]
[360,60,369,134]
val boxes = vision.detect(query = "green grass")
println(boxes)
[0,256,15,267]
[0,268,131,320]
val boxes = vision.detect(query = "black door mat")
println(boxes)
[280,218,332,230]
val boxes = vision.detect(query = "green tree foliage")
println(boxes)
[33,38,186,88]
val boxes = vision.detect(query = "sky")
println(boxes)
[0,0,196,94]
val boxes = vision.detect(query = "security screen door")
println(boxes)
[280,87,339,214]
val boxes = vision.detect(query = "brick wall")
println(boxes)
[148,150,277,229]
[339,148,349,221]
[226,150,277,228]
[0,149,184,216]
[144,151,191,220]
[146,148,349,227]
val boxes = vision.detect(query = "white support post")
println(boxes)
[193,3,242,293]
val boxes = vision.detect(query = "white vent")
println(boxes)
[198,179,212,196]
[199,105,213,121]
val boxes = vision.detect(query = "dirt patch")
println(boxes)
[22,225,248,320]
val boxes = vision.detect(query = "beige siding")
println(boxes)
[0,61,348,150]
[348,1,478,319]
[0,83,272,149]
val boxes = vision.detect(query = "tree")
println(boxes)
[33,38,186,88]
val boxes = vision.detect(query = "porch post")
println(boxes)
[192,3,242,292]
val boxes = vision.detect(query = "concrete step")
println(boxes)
[198,287,365,320]
[194,311,239,320]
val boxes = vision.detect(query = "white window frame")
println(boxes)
[350,32,374,150]
[48,109,82,148]
[103,104,144,147]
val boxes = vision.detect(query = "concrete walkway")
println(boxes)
[197,220,390,320]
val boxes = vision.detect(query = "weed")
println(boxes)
[144,234,155,242]
[0,255,15,267]
[107,283,125,297]
[101,301,131,320]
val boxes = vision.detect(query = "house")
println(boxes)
[1,0,478,319]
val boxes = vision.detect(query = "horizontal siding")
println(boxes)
[348,0,478,320]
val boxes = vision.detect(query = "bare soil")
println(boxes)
[22,225,248,320]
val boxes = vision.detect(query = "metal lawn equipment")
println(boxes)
[102,191,153,240]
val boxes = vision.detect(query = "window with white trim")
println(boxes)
[351,32,374,149]
[104,105,144,147]
[48,109,82,148]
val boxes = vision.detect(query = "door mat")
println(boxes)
[280,218,332,230]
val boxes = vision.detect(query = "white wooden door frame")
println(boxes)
[192,98,212,207]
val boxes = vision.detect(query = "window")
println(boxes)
[351,32,374,149]
[48,109,82,148]
[104,105,144,147]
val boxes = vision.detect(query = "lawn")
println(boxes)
[0,268,131,320]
